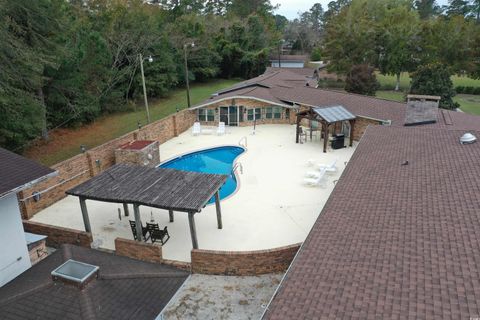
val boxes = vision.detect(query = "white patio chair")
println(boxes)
[316,159,338,173]
[303,169,327,187]
[217,122,225,135]
[192,122,201,136]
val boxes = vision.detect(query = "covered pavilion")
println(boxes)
[66,164,227,249]
[296,105,356,152]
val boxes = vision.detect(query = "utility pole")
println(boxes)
[183,42,194,109]
[139,53,151,124]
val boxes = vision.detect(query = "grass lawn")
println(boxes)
[24,79,240,166]
[376,72,480,91]
[454,95,480,115]
[376,90,480,116]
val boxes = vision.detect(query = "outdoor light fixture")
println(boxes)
[80,145,86,153]
[32,191,41,202]
[148,55,153,63]
[95,159,101,167]
[176,107,180,113]
[137,121,142,129]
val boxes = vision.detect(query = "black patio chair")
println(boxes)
[129,220,150,242]
[146,222,170,245]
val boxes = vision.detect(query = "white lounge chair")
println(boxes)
[192,122,201,136]
[217,122,225,135]
[303,169,326,187]
[317,159,337,173]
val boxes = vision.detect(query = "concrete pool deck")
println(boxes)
[32,124,356,262]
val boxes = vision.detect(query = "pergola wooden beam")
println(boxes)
[215,191,223,229]
[188,212,198,249]
[133,204,143,242]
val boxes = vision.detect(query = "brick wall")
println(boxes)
[18,109,196,219]
[114,238,163,264]
[23,220,93,248]
[191,243,301,276]
[353,117,382,141]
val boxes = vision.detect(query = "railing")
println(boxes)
[232,162,243,175]
[238,136,247,148]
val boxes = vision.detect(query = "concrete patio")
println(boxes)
[31,124,356,262]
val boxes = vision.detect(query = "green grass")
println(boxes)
[454,94,480,115]
[375,90,405,102]
[376,72,480,91]
[25,79,240,165]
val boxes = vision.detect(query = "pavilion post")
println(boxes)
[349,119,355,147]
[214,191,223,229]
[123,203,130,217]
[79,197,92,233]
[188,212,199,249]
[323,122,329,153]
[295,115,301,143]
[169,210,174,222]
[133,204,143,242]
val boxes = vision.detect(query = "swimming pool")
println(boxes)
[159,146,245,203]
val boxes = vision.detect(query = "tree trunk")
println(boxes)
[37,87,49,140]
[395,73,400,91]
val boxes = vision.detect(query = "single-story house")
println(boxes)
[270,55,308,68]
[0,148,56,286]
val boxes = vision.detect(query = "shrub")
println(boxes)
[310,47,322,61]
[345,64,380,96]
[410,63,459,110]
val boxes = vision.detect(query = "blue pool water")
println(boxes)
[159,146,245,203]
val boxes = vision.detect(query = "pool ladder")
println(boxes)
[232,162,243,175]
[238,136,247,148]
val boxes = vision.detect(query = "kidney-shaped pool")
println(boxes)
[159,146,245,203]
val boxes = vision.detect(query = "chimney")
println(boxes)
[404,94,441,126]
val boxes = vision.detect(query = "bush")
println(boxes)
[310,47,322,61]
[345,64,380,96]
[456,86,480,95]
[410,63,459,110]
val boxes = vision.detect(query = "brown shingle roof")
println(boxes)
[264,126,480,319]
[0,244,189,320]
[0,147,56,197]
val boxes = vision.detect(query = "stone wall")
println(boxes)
[17,109,196,219]
[191,243,301,276]
[23,220,93,248]
[114,238,163,264]
[115,141,160,168]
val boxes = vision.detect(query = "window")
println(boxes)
[198,108,214,121]
[273,107,282,119]
[265,107,273,119]
[247,108,262,121]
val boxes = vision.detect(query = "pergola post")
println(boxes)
[133,204,143,242]
[188,212,199,249]
[349,119,355,147]
[169,210,174,222]
[123,203,130,217]
[295,115,302,143]
[79,197,92,233]
[323,122,329,153]
[214,191,223,229]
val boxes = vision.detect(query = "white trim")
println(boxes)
[190,96,295,110]
[1,170,58,199]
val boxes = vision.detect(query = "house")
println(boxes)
[0,244,189,319]
[270,54,308,68]
[0,148,56,287]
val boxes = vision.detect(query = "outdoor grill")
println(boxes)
[331,133,345,149]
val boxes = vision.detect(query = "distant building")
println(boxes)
[0,148,56,286]
[270,55,308,68]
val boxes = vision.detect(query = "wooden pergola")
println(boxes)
[66,164,227,249]
[296,105,356,153]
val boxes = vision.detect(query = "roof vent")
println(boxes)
[460,133,477,145]
[51,259,99,289]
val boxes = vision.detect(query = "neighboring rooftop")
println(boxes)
[0,244,189,320]
[0,147,56,197]
[265,126,480,319]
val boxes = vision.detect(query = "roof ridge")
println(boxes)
[314,87,407,106]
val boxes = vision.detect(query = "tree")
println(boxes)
[445,0,471,17]
[345,64,379,96]
[410,63,458,110]
[415,0,441,19]
[377,4,420,90]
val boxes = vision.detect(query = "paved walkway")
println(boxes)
[162,274,282,320]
